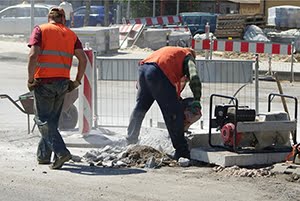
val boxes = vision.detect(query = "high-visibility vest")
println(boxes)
[34,23,77,79]
[141,46,192,96]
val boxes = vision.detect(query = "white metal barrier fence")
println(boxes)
[94,57,255,130]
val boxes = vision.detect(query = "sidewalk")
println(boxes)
[0,40,28,62]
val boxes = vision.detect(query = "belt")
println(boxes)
[37,77,68,84]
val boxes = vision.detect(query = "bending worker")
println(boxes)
[27,7,87,169]
[126,46,202,160]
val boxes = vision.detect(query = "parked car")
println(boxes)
[180,12,218,36]
[0,3,55,35]
[72,5,113,28]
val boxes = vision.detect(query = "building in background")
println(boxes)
[260,0,300,18]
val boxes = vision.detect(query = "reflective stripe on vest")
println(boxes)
[41,50,73,58]
[38,62,71,69]
[38,50,73,69]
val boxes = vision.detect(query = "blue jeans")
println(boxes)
[34,80,70,161]
[127,64,190,158]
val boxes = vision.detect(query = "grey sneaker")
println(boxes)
[126,136,139,145]
[49,153,72,170]
[167,151,190,161]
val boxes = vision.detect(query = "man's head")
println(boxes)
[48,7,66,24]
[185,48,196,59]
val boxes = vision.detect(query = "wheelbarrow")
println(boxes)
[0,89,79,134]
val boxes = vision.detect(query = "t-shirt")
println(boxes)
[59,1,73,20]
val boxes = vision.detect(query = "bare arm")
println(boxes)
[74,49,87,82]
[27,45,40,83]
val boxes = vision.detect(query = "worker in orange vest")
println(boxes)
[27,7,87,169]
[126,46,202,161]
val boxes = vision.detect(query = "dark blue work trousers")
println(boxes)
[127,63,190,157]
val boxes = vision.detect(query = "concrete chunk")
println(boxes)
[191,147,290,167]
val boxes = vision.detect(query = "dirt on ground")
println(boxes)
[0,129,299,201]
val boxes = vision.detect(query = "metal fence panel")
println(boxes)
[97,58,253,83]
[198,60,253,83]
[96,57,255,129]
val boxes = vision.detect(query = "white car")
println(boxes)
[0,3,55,35]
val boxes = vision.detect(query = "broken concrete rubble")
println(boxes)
[213,165,274,177]
[82,145,178,168]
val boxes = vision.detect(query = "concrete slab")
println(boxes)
[187,130,222,148]
[191,147,290,167]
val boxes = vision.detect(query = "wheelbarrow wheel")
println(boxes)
[59,104,78,130]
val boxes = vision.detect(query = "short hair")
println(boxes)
[48,7,65,20]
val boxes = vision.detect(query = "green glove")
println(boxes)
[190,100,202,114]
[27,79,40,91]
[68,80,81,92]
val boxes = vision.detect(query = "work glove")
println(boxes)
[189,100,202,114]
[68,80,81,92]
[184,100,202,131]
[27,79,40,91]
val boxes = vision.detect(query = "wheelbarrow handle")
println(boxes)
[0,94,9,99]
[0,94,27,114]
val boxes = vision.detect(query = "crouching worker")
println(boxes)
[126,46,202,160]
[26,7,87,169]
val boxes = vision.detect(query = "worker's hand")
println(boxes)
[184,100,202,131]
[68,80,81,92]
[190,100,202,114]
[27,79,40,91]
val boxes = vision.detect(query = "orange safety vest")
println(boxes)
[141,46,192,96]
[34,23,77,79]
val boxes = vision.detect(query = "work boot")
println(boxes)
[38,153,58,165]
[38,159,51,165]
[49,153,72,170]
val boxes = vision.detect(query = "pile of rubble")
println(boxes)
[75,144,285,179]
[81,145,178,168]
[212,165,274,177]
[69,144,300,182]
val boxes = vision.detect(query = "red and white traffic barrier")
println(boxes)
[79,47,94,135]
[192,39,292,55]
[118,23,144,41]
[126,15,182,26]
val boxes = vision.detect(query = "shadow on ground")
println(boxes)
[61,163,147,176]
